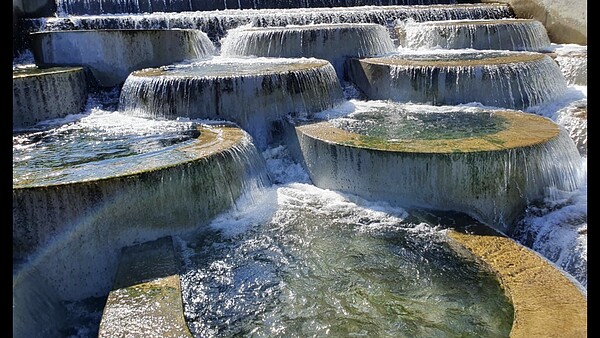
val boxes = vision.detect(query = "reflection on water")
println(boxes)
[327,103,508,140]
[178,183,514,337]
[12,110,200,186]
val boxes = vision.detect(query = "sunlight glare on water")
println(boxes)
[177,178,514,338]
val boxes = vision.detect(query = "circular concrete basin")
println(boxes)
[289,101,582,233]
[396,18,551,51]
[119,57,345,149]
[13,66,88,129]
[346,50,568,110]
[30,29,215,87]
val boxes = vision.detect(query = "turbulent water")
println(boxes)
[24,4,514,47]
[176,179,514,338]
[54,0,467,16]
[12,19,586,338]
[396,18,552,51]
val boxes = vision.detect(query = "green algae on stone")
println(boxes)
[302,110,559,154]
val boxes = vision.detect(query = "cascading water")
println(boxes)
[12,0,587,337]
[395,18,552,51]
[346,50,569,110]
[13,108,271,336]
[30,29,216,87]
[552,44,588,86]
[55,0,475,16]
[118,57,345,149]
[286,100,583,233]
[26,3,514,46]
[220,23,396,78]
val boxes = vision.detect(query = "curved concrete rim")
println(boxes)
[365,52,546,67]
[296,111,560,153]
[13,124,245,189]
[447,225,586,337]
[30,28,201,35]
[239,23,386,31]
[131,59,332,78]
[12,66,85,79]
[148,222,587,338]
[414,18,539,26]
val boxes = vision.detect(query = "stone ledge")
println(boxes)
[447,225,587,337]
[98,236,193,337]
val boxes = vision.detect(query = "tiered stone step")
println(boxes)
[30,29,215,87]
[24,3,515,46]
[12,66,88,129]
[98,236,192,337]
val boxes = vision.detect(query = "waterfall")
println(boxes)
[118,57,345,149]
[13,0,587,335]
[397,18,552,51]
[13,119,271,301]
[290,102,583,233]
[26,4,513,45]
[30,29,215,87]
[220,23,396,77]
[347,51,569,110]
[55,0,467,16]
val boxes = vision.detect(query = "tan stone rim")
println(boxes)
[296,110,560,153]
[12,66,85,79]
[13,124,245,189]
[411,18,538,27]
[447,226,586,337]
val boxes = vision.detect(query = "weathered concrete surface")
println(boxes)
[12,67,88,129]
[290,110,581,233]
[448,225,587,338]
[98,236,193,337]
[30,29,215,87]
[481,0,586,44]
[13,125,266,300]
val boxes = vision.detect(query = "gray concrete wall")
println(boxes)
[482,0,586,45]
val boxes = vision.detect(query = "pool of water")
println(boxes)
[323,101,509,141]
[12,110,201,186]
[177,182,514,337]
[136,57,328,78]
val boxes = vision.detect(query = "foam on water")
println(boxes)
[13,109,202,186]
[176,177,514,337]
[26,4,514,46]
[396,18,552,51]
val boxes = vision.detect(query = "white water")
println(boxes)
[28,4,513,47]
[13,23,586,338]
[396,18,551,51]
[175,166,515,337]
[53,0,483,16]
[351,49,569,111]
[220,23,396,76]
